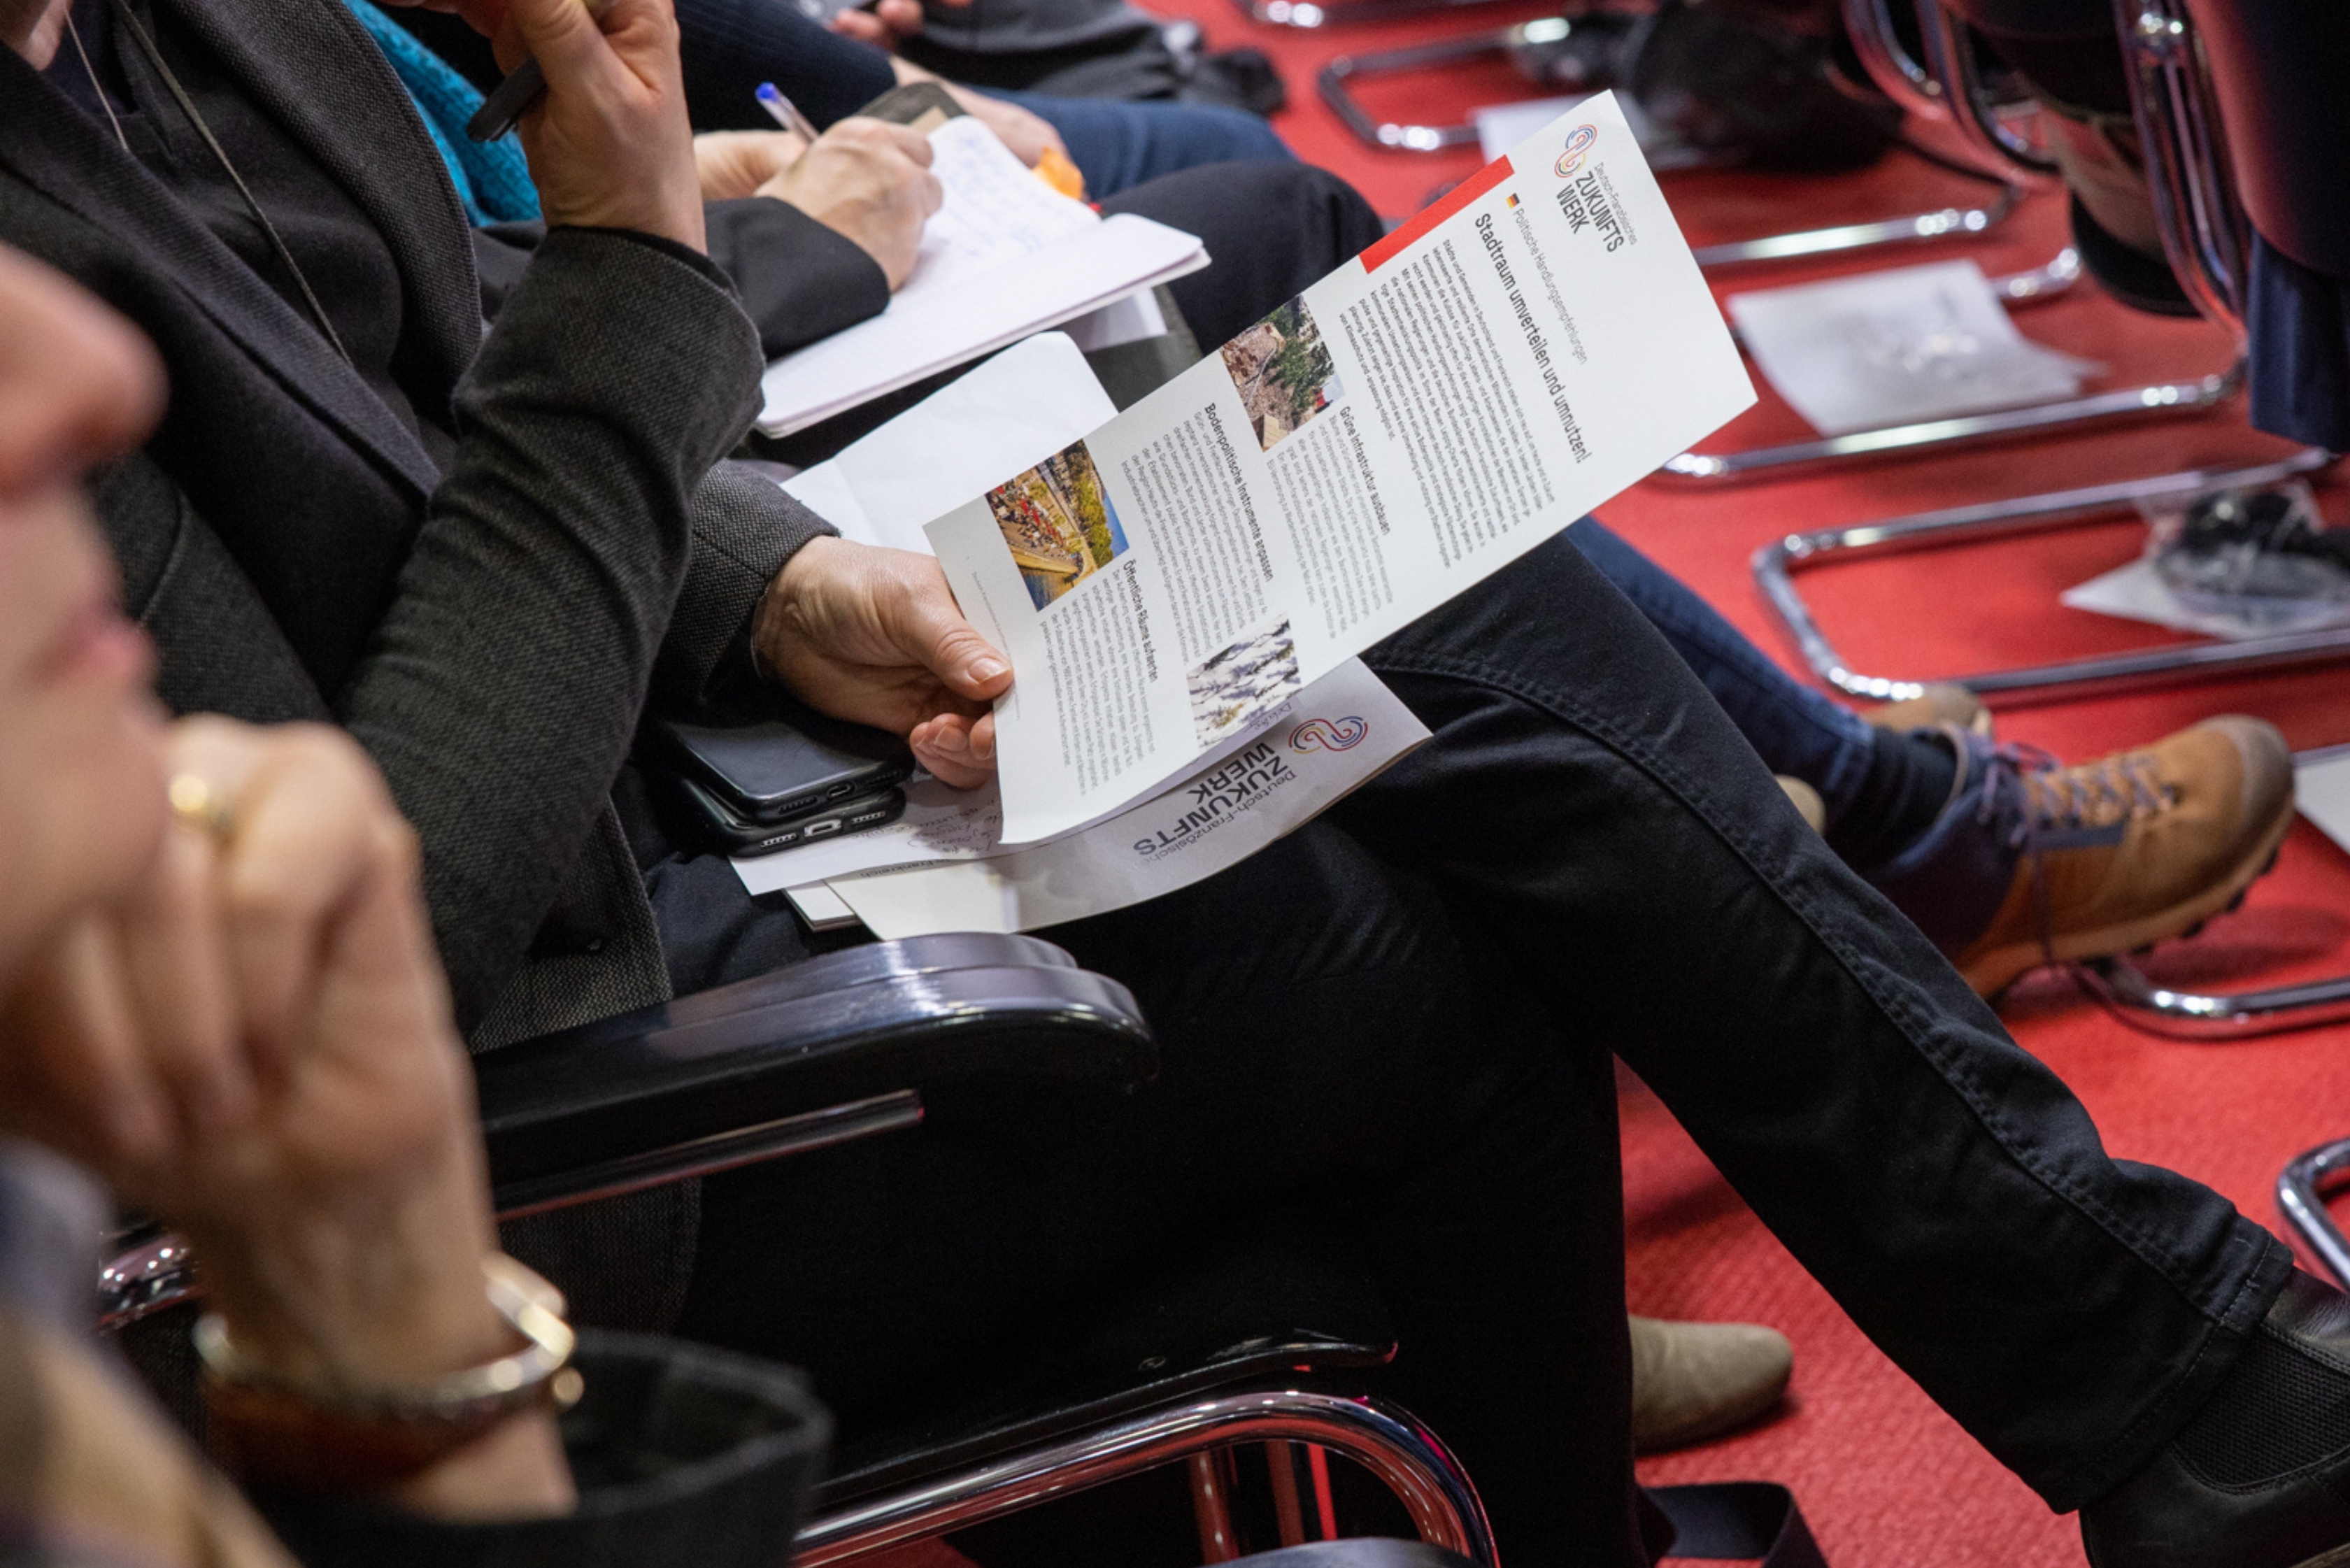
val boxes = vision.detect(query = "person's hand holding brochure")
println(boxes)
[923,94,1754,845]
[744,335,1429,938]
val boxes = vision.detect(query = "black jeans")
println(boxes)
[666,534,2291,1567]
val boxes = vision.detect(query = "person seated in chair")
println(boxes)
[364,0,2268,1010]
[8,0,1790,1455]
[6,1,2347,1565]
[0,236,822,1568]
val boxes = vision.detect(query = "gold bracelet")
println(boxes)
[198,1255,583,1490]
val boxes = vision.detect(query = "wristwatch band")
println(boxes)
[199,1255,583,1490]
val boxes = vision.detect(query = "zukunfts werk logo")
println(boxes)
[1288,715,1369,753]
[1553,123,1598,178]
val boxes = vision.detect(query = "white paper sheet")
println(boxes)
[781,332,1119,553]
[2060,557,2350,641]
[1061,288,1170,352]
[925,93,1756,846]
[827,660,1427,936]
[2298,747,2350,860]
[896,117,1097,300]
[783,883,862,930]
[757,214,1207,436]
[732,664,1369,895]
[1728,259,2100,437]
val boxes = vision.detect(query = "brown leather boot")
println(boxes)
[1949,716,2297,995]
[1628,1315,1794,1453]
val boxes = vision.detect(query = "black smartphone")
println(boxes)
[655,705,915,825]
[674,777,909,857]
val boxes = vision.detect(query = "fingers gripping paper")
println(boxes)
[924,94,1753,846]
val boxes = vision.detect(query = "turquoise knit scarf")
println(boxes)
[342,0,541,226]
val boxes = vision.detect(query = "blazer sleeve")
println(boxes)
[659,460,839,711]
[702,198,892,358]
[336,226,764,1029]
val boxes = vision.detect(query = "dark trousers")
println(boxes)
[1098,162,1388,349]
[664,535,2290,1567]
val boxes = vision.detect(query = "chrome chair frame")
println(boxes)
[1665,0,2237,482]
[1234,0,1497,31]
[1843,0,1939,119]
[2281,1134,2350,1290]
[2070,745,2350,1037]
[799,1390,1495,1568]
[1313,12,2032,273]
[95,936,1501,1567]
[1748,446,2340,703]
[1909,0,2058,176]
[1749,0,2349,696]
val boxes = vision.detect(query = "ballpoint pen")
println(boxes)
[467,56,546,143]
[756,82,824,143]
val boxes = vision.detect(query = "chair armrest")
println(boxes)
[476,934,1153,1202]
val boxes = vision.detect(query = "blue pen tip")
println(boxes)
[757,83,781,99]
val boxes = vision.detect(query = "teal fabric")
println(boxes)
[343,0,539,224]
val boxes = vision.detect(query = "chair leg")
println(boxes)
[798,1390,1497,1568]
[1667,364,2242,483]
[1267,1444,1309,1547]
[2279,1139,2350,1289]
[1747,448,2348,702]
[2072,958,2350,1038]
[1192,1451,1243,1562]
[1309,1444,1340,1540]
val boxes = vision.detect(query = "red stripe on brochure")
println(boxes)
[1358,155,1516,273]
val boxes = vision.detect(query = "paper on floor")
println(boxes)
[1728,259,2100,437]
[2061,557,2350,641]
[827,660,1427,936]
[1474,97,1588,164]
[781,332,1119,554]
[2296,747,2350,860]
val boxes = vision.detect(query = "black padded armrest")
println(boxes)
[476,935,1153,1196]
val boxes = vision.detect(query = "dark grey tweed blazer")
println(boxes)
[0,0,836,1055]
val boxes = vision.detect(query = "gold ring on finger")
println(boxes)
[167,774,235,841]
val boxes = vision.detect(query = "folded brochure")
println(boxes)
[741,336,1420,936]
[923,93,1754,846]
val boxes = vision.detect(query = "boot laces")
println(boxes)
[2021,748,2174,837]
[1974,743,2175,853]
[1966,741,2180,995]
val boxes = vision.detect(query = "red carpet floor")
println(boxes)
[1130,8,2350,1565]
